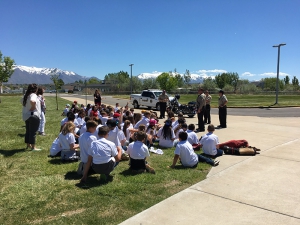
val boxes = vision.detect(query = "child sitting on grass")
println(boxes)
[127,131,155,174]
[169,132,219,169]
[199,124,223,158]
[80,126,122,183]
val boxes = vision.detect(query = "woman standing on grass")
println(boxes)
[37,87,46,136]
[22,83,41,151]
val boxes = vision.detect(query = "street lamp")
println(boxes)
[129,64,134,94]
[84,79,87,105]
[273,43,286,105]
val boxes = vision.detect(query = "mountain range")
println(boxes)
[7,65,88,84]
[7,65,205,84]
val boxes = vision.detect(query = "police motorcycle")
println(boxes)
[170,94,197,118]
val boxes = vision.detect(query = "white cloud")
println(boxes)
[242,72,256,77]
[260,72,289,77]
[196,69,227,74]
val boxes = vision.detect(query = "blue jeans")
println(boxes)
[197,154,215,166]
[215,149,223,157]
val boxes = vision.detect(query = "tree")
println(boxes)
[156,72,177,92]
[262,77,284,91]
[292,76,299,90]
[215,72,239,91]
[0,51,15,93]
[50,74,65,110]
[87,77,101,84]
[201,77,217,91]
[142,78,159,90]
[183,69,191,85]
[174,74,184,87]
[283,75,290,85]
[104,71,130,92]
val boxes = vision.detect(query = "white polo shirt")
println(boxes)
[199,132,219,156]
[89,138,118,164]
[174,140,198,167]
[127,141,150,160]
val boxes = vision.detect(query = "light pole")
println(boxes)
[129,64,134,94]
[273,43,286,105]
[84,79,87,105]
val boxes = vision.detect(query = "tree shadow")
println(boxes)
[0,148,26,157]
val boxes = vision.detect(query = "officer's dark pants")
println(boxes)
[160,102,167,118]
[219,106,227,128]
[204,104,211,124]
[197,108,205,131]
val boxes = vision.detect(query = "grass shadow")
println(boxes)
[119,168,143,177]
[0,148,26,157]
[48,158,63,164]
[17,133,25,137]
[65,171,81,180]
[75,176,114,189]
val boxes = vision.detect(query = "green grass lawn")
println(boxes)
[0,96,210,225]
[115,94,300,107]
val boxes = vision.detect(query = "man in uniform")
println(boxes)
[158,90,169,119]
[218,90,228,128]
[204,90,212,124]
[196,88,206,132]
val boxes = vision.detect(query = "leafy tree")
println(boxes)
[215,72,239,91]
[262,77,284,91]
[87,77,101,84]
[156,72,177,92]
[50,74,65,110]
[201,77,217,91]
[104,71,130,91]
[0,51,15,93]
[142,78,159,90]
[283,75,290,85]
[292,76,299,90]
[183,69,191,85]
[174,74,184,87]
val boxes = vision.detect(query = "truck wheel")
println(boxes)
[156,103,160,111]
[133,101,139,109]
[147,106,152,110]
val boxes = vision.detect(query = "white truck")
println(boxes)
[130,89,174,110]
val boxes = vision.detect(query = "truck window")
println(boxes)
[153,92,162,97]
[141,91,150,97]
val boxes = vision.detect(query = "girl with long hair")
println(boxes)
[157,119,175,148]
[59,121,80,161]
[22,83,41,151]
[94,89,102,106]
[37,87,46,136]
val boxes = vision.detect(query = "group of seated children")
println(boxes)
[50,101,223,182]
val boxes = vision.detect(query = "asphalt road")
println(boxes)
[54,93,300,118]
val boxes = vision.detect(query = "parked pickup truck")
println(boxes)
[130,89,174,110]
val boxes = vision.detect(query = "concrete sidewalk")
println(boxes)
[61,96,300,224]
[119,115,300,225]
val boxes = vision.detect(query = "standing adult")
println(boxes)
[196,88,206,132]
[218,90,228,128]
[158,90,169,119]
[94,89,102,106]
[204,90,212,124]
[22,83,41,151]
[37,88,46,136]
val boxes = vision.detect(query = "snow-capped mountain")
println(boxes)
[7,65,88,84]
[137,72,205,84]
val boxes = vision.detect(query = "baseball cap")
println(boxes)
[66,104,70,107]
[149,119,157,126]
[113,112,120,118]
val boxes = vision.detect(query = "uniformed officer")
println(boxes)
[196,88,206,132]
[158,90,169,119]
[204,90,212,124]
[218,90,228,128]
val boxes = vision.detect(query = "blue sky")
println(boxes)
[1,0,299,82]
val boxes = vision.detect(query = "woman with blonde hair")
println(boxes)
[59,121,80,161]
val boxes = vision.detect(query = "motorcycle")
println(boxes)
[170,94,197,118]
